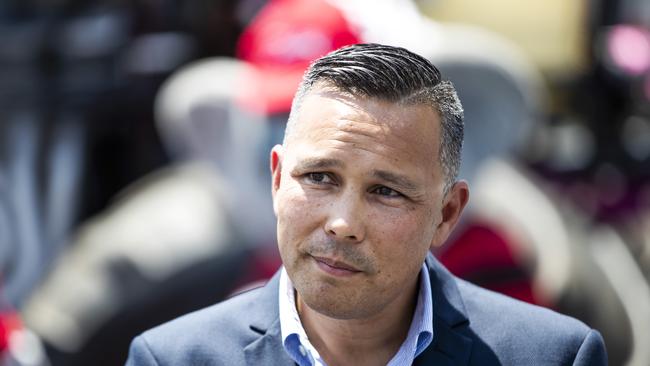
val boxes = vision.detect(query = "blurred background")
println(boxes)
[0,0,648,365]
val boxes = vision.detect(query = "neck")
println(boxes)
[296,275,420,366]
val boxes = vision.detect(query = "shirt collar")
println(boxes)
[279,267,325,366]
[278,263,434,366]
[390,262,433,363]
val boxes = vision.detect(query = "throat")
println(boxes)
[294,283,419,366]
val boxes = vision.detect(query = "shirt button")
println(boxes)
[299,345,307,356]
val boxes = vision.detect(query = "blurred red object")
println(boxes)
[0,310,22,355]
[437,223,541,306]
[236,0,360,114]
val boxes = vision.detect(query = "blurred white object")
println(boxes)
[22,163,234,353]
[590,226,650,366]
[7,329,50,366]
[155,57,276,245]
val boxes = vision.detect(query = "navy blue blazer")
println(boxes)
[126,254,607,365]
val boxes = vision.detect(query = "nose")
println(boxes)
[324,196,366,243]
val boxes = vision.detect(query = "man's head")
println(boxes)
[285,43,464,192]
[270,43,469,320]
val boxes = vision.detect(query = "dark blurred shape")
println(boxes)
[1,1,256,365]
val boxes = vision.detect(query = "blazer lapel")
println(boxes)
[242,271,296,366]
[413,319,473,365]
[413,254,474,365]
[243,318,295,366]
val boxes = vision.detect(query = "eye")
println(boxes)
[372,186,403,198]
[304,172,334,185]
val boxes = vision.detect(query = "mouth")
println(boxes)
[311,255,363,277]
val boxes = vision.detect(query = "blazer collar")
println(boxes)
[414,253,473,365]
[243,254,474,365]
[243,270,295,365]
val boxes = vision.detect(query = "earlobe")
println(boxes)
[431,181,470,249]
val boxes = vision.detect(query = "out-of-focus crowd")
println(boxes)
[0,0,648,365]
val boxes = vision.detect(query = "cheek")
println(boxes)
[276,185,323,244]
[367,209,434,263]
[278,187,312,220]
[374,208,428,239]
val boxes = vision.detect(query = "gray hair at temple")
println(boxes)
[284,43,464,193]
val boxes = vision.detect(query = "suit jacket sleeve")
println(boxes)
[573,329,607,366]
[126,336,160,366]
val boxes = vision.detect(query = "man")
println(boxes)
[126,44,607,365]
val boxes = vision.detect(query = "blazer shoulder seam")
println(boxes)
[571,328,597,363]
[140,335,163,366]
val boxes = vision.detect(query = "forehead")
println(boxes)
[286,87,443,181]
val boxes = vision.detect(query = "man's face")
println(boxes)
[271,86,460,320]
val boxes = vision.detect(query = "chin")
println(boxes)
[304,297,364,319]
[298,284,380,320]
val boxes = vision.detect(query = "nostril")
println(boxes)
[327,229,357,241]
[325,217,364,242]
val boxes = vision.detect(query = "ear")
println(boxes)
[430,180,470,249]
[270,144,284,215]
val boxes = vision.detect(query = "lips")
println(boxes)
[312,255,362,273]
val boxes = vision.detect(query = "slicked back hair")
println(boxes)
[284,43,464,193]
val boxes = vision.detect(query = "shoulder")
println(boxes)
[145,283,266,340]
[457,278,585,333]
[126,278,278,366]
[456,279,606,365]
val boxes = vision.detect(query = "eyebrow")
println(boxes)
[372,170,419,192]
[293,157,344,171]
